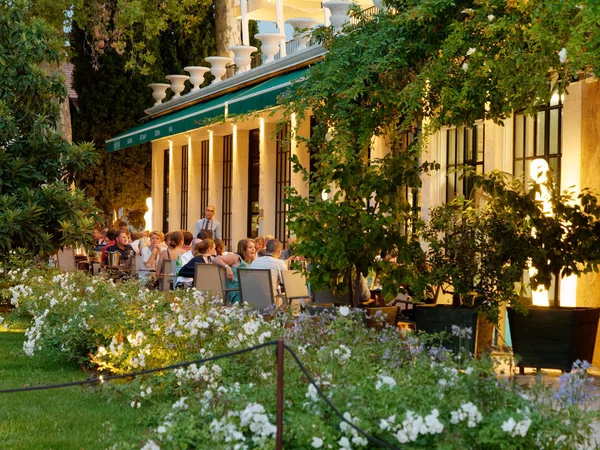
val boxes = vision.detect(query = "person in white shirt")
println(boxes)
[193,205,221,239]
[249,239,288,295]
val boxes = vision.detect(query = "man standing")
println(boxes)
[103,229,134,265]
[194,205,221,239]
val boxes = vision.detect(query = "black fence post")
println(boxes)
[276,339,284,450]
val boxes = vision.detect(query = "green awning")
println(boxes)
[105,67,309,152]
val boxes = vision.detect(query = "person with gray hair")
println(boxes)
[249,238,288,294]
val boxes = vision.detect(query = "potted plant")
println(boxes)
[414,182,533,354]
[416,170,600,368]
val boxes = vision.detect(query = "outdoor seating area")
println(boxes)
[57,229,417,331]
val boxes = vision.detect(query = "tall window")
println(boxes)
[180,145,189,229]
[446,124,485,202]
[162,149,169,232]
[513,97,562,188]
[222,135,233,249]
[200,140,209,217]
[275,123,291,244]
[247,129,260,238]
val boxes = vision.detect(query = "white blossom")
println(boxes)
[141,439,160,450]
[488,14,495,21]
[311,436,324,448]
[339,306,350,316]
[462,62,469,72]
[375,375,396,390]
[559,47,568,63]
[467,47,476,56]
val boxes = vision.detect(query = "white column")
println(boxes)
[232,127,250,244]
[151,143,164,233]
[291,114,310,199]
[241,0,250,46]
[275,0,286,58]
[209,132,224,228]
[168,139,176,232]
[259,118,277,236]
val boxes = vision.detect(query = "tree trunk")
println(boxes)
[214,0,241,57]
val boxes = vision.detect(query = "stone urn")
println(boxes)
[228,45,258,74]
[255,33,285,64]
[148,83,170,106]
[286,18,317,51]
[184,66,210,92]
[372,0,386,10]
[205,56,233,83]
[323,1,356,32]
[165,74,189,98]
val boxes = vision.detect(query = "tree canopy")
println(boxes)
[284,0,600,299]
[0,2,100,256]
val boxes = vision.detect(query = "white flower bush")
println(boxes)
[2,266,599,449]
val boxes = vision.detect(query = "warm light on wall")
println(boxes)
[529,158,578,307]
[144,197,153,231]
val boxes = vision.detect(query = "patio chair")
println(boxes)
[57,248,76,272]
[194,264,227,303]
[238,268,276,311]
[160,259,176,291]
[129,254,143,277]
[282,270,310,314]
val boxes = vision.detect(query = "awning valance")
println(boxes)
[105,67,309,152]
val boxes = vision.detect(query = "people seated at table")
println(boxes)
[156,230,187,278]
[250,239,288,295]
[141,231,166,271]
[181,230,194,252]
[254,236,265,255]
[100,228,117,263]
[103,230,134,266]
[212,238,256,304]
[176,239,216,286]
[129,231,142,255]
[214,238,226,256]
[92,228,106,251]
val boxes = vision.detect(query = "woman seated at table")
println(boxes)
[211,238,256,304]
[177,239,216,280]
[141,230,166,272]
[156,230,187,279]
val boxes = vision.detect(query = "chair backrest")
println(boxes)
[130,254,143,276]
[57,248,76,272]
[282,270,309,301]
[194,264,226,302]
[238,268,274,311]
[161,259,176,291]
[314,288,352,305]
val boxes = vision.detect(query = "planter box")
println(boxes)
[415,305,493,355]
[508,306,600,372]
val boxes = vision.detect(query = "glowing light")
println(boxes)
[144,197,153,231]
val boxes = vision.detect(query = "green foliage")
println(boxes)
[4,267,600,449]
[70,7,216,226]
[27,0,213,74]
[419,193,532,324]
[0,2,100,257]
[283,0,600,301]
[0,330,161,450]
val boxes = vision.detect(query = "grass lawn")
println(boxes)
[0,324,155,450]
